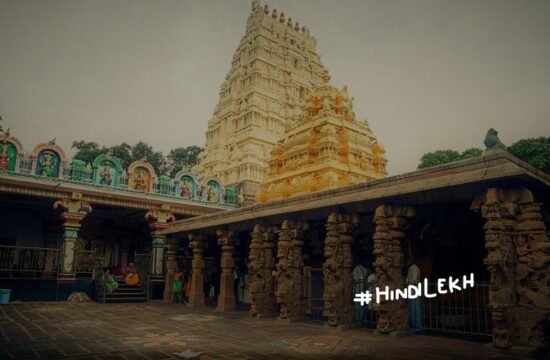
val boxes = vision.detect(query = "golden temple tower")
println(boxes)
[256,70,387,203]
[193,1,326,201]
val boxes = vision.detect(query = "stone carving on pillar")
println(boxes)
[323,212,358,327]
[163,237,178,302]
[275,220,309,319]
[188,234,207,306]
[472,187,550,349]
[53,193,92,280]
[372,205,415,334]
[145,206,175,280]
[216,230,237,311]
[249,224,278,316]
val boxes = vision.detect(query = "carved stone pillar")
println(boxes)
[53,193,92,281]
[249,224,277,317]
[323,212,358,327]
[515,192,550,349]
[189,234,206,306]
[145,206,175,280]
[216,230,237,311]
[163,237,178,302]
[472,187,550,350]
[372,205,415,334]
[275,220,309,320]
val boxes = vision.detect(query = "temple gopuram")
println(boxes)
[256,69,387,202]
[193,0,326,203]
[0,1,549,357]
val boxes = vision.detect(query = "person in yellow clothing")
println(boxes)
[124,262,140,286]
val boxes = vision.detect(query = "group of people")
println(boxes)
[100,262,141,293]
[170,266,191,303]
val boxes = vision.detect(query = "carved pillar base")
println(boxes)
[216,230,236,311]
[189,234,206,306]
[372,205,415,334]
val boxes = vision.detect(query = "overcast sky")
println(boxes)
[0,0,549,175]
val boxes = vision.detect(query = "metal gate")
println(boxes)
[421,282,491,339]
[304,267,325,320]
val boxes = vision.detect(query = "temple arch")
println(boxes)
[174,170,199,199]
[0,130,24,172]
[205,178,222,203]
[31,140,66,178]
[92,151,123,187]
[128,160,156,192]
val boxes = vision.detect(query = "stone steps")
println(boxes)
[95,281,147,303]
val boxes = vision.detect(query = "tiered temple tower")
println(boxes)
[256,70,387,202]
[193,0,326,201]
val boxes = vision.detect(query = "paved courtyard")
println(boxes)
[0,301,519,360]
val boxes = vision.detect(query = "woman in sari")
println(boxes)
[171,267,184,303]
[103,269,119,293]
[124,262,140,286]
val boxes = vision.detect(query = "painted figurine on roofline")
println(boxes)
[0,143,13,170]
[40,151,57,177]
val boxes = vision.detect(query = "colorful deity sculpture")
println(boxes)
[0,143,13,170]
[208,186,217,203]
[236,189,246,207]
[181,178,192,198]
[100,162,112,185]
[39,151,58,177]
[134,169,147,191]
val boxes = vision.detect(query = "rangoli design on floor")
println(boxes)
[270,335,369,355]
[123,331,187,348]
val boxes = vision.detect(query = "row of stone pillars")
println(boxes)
[175,186,549,350]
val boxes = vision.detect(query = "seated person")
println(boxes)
[124,262,140,286]
[103,269,119,293]
[110,266,122,276]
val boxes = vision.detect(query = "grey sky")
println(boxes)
[1,0,549,175]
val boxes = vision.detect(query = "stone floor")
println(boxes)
[0,301,522,360]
